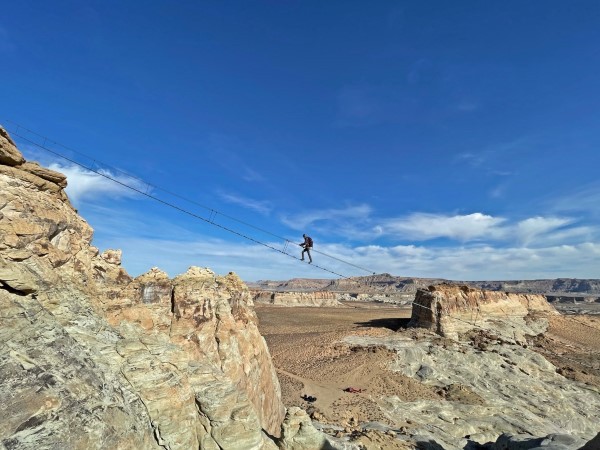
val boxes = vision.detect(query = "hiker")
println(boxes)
[300,234,313,263]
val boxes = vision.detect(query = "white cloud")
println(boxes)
[105,234,600,281]
[204,133,266,184]
[454,137,530,177]
[48,163,149,205]
[380,212,506,241]
[329,242,600,281]
[515,216,573,245]
[489,184,506,199]
[217,190,272,215]
[280,204,598,249]
[280,204,373,232]
[455,152,487,167]
[241,167,265,183]
[79,199,600,281]
[548,183,600,216]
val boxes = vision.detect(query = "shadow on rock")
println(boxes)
[354,317,410,330]
[416,439,446,450]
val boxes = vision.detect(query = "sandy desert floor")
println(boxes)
[256,302,600,449]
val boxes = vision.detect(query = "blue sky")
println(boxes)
[2,1,599,281]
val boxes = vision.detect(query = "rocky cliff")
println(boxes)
[409,284,558,340]
[0,127,290,449]
[252,290,344,307]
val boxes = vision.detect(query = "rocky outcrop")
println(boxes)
[253,290,344,307]
[0,289,160,450]
[409,284,558,339]
[277,407,331,449]
[343,322,600,449]
[0,126,24,166]
[0,126,289,449]
[276,408,356,450]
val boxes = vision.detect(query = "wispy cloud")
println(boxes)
[280,204,373,232]
[454,137,531,175]
[216,190,272,215]
[489,184,506,199]
[205,133,266,183]
[548,182,600,216]
[13,142,53,165]
[78,200,600,281]
[241,167,265,183]
[455,152,489,168]
[515,216,574,245]
[48,163,148,206]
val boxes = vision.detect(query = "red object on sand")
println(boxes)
[344,387,364,393]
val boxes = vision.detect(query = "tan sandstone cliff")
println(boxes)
[0,126,288,449]
[252,290,343,307]
[409,284,558,340]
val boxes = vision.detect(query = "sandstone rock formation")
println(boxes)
[278,407,331,449]
[253,290,344,307]
[409,284,558,340]
[340,287,600,449]
[0,126,300,449]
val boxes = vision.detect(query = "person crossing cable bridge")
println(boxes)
[299,234,313,263]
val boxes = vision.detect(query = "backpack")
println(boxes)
[307,236,313,247]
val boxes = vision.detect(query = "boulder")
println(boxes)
[20,161,67,187]
[0,126,25,166]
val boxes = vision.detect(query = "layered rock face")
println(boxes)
[252,290,343,307]
[0,126,286,449]
[409,284,558,339]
